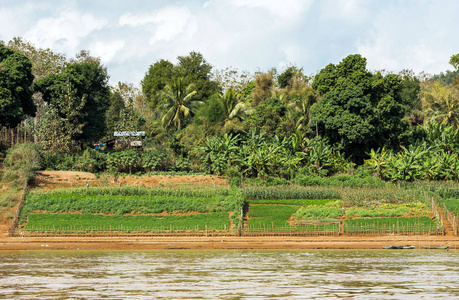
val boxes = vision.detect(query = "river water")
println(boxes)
[0,250,458,299]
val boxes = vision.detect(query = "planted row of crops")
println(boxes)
[243,185,440,235]
[400,181,459,234]
[24,212,230,233]
[243,186,340,200]
[23,187,241,215]
[19,186,241,235]
[343,217,441,234]
[18,184,444,236]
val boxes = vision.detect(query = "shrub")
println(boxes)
[2,143,41,186]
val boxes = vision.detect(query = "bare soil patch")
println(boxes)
[32,171,228,190]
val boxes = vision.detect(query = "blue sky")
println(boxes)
[1,0,458,85]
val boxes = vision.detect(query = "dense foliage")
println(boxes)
[2,37,459,188]
[0,42,36,127]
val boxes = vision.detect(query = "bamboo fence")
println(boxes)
[11,219,445,237]
[0,125,34,149]
[13,224,231,237]
[343,221,443,235]
[242,223,340,236]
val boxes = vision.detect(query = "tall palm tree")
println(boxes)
[218,88,252,122]
[161,77,199,130]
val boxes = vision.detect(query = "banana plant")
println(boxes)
[365,147,390,179]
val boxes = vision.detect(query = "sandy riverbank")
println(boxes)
[1,235,458,251]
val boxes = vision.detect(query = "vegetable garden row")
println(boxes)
[12,184,455,237]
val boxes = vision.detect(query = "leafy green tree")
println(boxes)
[6,38,68,142]
[0,42,36,127]
[141,59,174,109]
[248,96,290,137]
[161,77,199,130]
[310,54,410,163]
[7,37,66,81]
[399,70,421,114]
[105,91,126,136]
[35,51,110,143]
[202,95,226,123]
[175,51,220,102]
[35,82,86,153]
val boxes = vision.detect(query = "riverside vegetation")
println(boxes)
[1,39,459,236]
[14,181,447,236]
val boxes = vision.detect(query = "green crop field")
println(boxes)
[243,186,340,200]
[247,199,338,206]
[248,204,299,227]
[345,202,430,218]
[344,216,440,234]
[340,188,426,207]
[23,187,242,216]
[24,212,231,233]
[294,206,343,222]
[246,204,339,233]
[442,198,459,215]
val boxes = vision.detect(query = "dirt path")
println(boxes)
[0,235,457,251]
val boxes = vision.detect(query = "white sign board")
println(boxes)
[114,131,145,137]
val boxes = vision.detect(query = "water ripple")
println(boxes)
[0,250,458,299]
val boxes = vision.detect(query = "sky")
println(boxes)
[1,0,458,86]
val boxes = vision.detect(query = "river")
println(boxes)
[0,250,457,299]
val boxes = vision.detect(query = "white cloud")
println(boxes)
[90,40,125,63]
[24,9,107,54]
[320,0,370,24]
[356,1,459,74]
[228,0,313,20]
[3,0,458,86]
[0,8,23,41]
[119,6,195,44]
